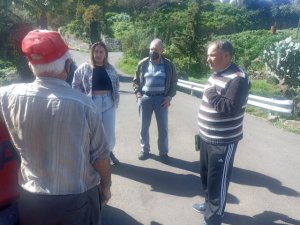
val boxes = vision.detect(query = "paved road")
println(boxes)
[71,50,300,225]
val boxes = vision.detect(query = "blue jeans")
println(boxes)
[138,95,168,154]
[93,94,116,153]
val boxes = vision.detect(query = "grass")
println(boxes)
[279,28,300,42]
[245,105,269,119]
[245,106,300,134]
[188,76,209,84]
[116,56,138,76]
[249,79,281,97]
[273,119,300,134]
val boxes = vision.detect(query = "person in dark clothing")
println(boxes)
[193,40,250,225]
[65,59,77,86]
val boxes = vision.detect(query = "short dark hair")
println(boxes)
[209,40,234,57]
[90,41,109,67]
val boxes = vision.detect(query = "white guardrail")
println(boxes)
[177,79,294,115]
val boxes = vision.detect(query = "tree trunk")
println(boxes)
[90,21,100,44]
[39,11,48,29]
[296,17,300,39]
[187,54,192,77]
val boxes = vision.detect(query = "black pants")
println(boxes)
[18,186,102,225]
[200,140,238,225]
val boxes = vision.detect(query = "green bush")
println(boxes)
[63,20,87,41]
[202,3,262,35]
[0,60,14,69]
[0,60,16,80]
[117,56,139,76]
[215,30,290,71]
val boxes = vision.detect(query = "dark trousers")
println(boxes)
[200,140,238,225]
[18,186,102,225]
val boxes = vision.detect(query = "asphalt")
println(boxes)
[71,50,300,225]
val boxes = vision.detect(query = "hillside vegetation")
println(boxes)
[1,0,300,117]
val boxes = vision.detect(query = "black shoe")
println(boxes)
[138,151,150,160]
[110,152,120,165]
[192,203,206,214]
[160,154,169,162]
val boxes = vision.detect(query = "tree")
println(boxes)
[117,0,183,18]
[117,0,144,15]
[83,4,104,44]
[0,0,22,59]
[220,0,244,5]
[77,0,115,35]
[171,0,206,76]
[14,0,74,29]
[292,0,300,38]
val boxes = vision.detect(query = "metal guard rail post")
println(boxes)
[177,79,294,116]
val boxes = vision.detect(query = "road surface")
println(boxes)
[71,50,300,225]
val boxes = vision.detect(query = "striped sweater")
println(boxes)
[198,63,250,144]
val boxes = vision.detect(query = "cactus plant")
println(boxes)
[263,37,300,89]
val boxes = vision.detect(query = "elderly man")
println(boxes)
[193,40,250,225]
[133,38,177,162]
[0,30,111,225]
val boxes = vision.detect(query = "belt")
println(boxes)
[143,92,164,96]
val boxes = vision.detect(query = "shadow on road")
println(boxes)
[149,154,200,174]
[112,158,240,204]
[227,193,240,204]
[102,205,142,225]
[111,162,201,197]
[232,167,300,197]
[150,222,163,225]
[224,210,300,225]
[101,203,300,225]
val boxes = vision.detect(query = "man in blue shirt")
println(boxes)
[133,38,177,162]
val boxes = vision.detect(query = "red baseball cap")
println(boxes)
[22,30,69,65]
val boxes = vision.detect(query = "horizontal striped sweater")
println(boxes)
[198,63,250,145]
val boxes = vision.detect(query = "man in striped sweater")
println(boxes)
[193,40,250,225]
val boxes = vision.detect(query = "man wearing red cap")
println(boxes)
[0,30,111,225]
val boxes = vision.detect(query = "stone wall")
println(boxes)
[102,36,121,51]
